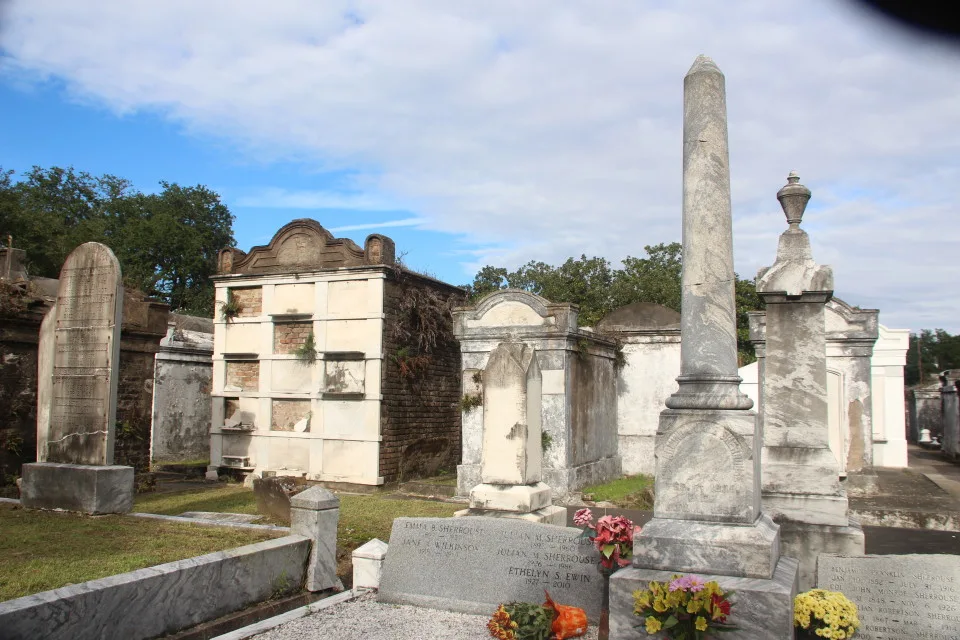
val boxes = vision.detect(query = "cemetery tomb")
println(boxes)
[453,289,621,498]
[207,219,463,486]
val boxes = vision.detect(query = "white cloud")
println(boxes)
[328,217,425,232]
[2,0,959,331]
[233,188,403,211]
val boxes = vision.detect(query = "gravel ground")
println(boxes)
[253,593,601,640]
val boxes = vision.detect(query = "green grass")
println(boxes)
[0,485,462,601]
[0,502,280,602]
[582,474,655,510]
[134,485,262,517]
[135,485,461,577]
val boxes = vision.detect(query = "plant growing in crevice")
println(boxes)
[541,431,553,454]
[393,346,431,381]
[471,370,483,385]
[293,331,318,366]
[218,290,242,323]
[387,279,466,388]
[460,393,483,413]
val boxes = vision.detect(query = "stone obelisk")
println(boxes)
[610,57,798,639]
[755,173,864,591]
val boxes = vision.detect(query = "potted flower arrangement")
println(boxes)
[794,589,859,639]
[632,574,736,639]
[573,509,641,640]
[488,594,587,640]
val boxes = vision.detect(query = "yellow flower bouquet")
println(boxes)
[794,589,859,639]
[632,575,736,639]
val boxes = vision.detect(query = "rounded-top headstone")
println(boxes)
[43,242,123,465]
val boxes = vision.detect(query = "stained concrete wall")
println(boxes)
[749,297,883,473]
[597,302,681,476]
[0,535,309,640]
[150,321,214,464]
[908,384,942,442]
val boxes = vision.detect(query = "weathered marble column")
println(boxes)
[667,55,753,412]
[610,57,797,640]
[756,173,864,590]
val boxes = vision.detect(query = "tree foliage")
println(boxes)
[0,166,234,316]
[464,243,764,364]
[906,329,960,387]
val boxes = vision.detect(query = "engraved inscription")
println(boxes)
[382,518,603,619]
[43,243,122,465]
[656,420,749,521]
[819,556,960,640]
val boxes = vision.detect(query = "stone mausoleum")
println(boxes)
[207,219,464,486]
[452,290,620,498]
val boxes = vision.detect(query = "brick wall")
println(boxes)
[379,274,464,483]
[0,315,40,488]
[274,321,313,354]
[272,399,311,431]
[230,287,262,318]
[0,295,168,482]
[225,361,260,391]
[114,334,162,472]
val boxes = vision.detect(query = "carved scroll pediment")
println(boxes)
[218,219,396,275]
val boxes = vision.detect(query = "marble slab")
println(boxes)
[378,516,604,620]
[817,554,960,639]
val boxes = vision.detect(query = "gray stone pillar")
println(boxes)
[611,57,797,640]
[290,486,342,592]
[756,173,864,590]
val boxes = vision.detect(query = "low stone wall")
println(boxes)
[0,535,310,640]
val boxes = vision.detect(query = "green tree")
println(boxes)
[610,242,683,312]
[0,166,234,316]
[507,255,615,326]
[463,265,509,301]
[464,243,764,362]
[906,329,960,387]
[106,183,234,315]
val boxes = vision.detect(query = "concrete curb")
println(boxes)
[129,511,291,532]
[211,589,359,640]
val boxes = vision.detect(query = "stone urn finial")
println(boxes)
[777,171,811,228]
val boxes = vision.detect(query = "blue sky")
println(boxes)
[2,1,959,331]
[0,77,480,285]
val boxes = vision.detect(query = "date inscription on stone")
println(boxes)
[817,554,960,640]
[379,517,604,620]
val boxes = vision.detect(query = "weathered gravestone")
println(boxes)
[817,554,960,640]
[21,242,133,514]
[378,517,604,620]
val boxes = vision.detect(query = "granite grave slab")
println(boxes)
[378,517,603,620]
[817,554,960,640]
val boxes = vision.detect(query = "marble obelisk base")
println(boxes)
[778,518,864,591]
[20,462,134,514]
[610,556,799,639]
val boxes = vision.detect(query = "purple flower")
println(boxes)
[669,575,705,592]
[573,508,593,527]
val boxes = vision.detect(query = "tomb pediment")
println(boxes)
[217,218,395,275]
[453,289,578,335]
